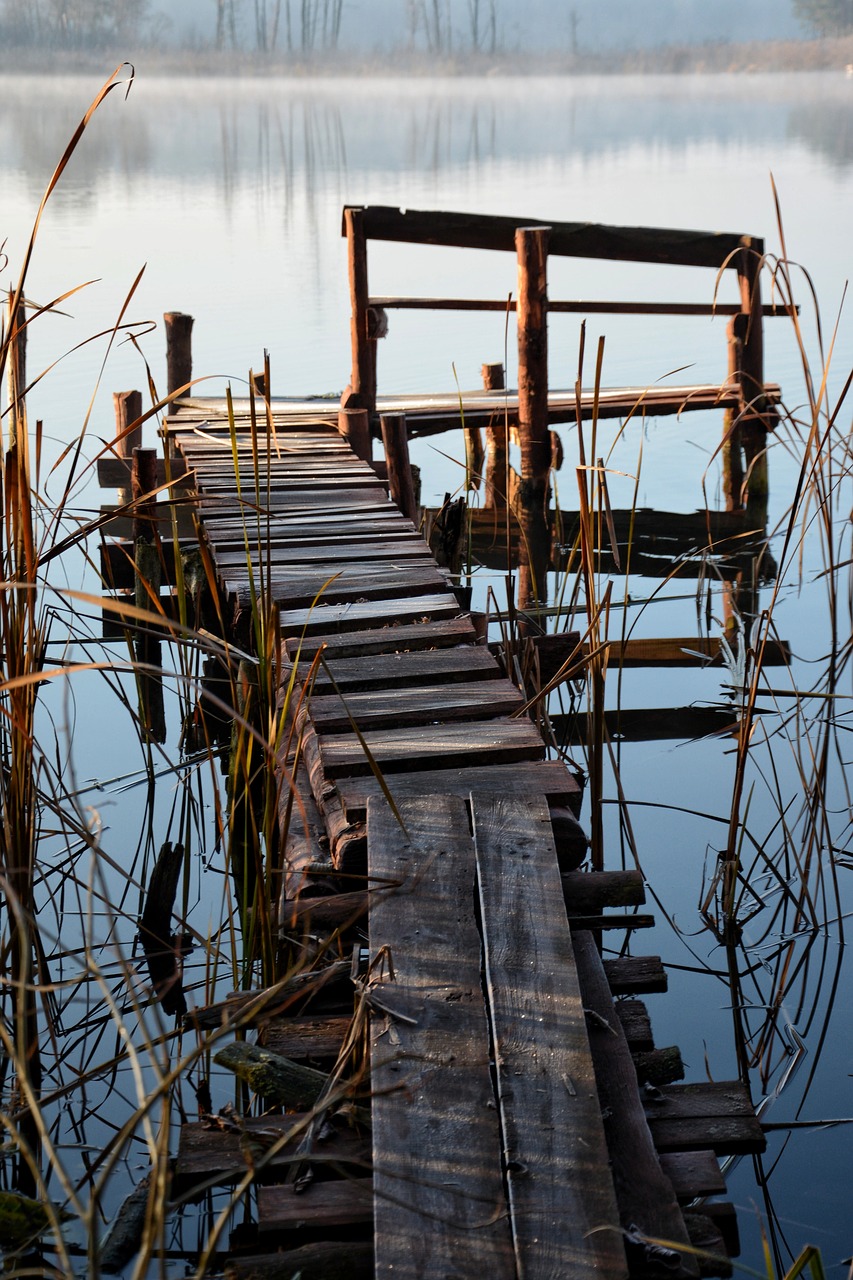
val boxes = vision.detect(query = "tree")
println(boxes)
[793,0,853,34]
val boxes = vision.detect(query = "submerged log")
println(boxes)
[99,1175,151,1274]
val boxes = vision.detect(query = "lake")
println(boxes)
[1,67,851,1273]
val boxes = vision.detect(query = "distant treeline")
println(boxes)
[1,0,851,55]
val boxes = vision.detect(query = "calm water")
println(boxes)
[2,69,852,1271]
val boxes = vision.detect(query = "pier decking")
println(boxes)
[158,402,765,1279]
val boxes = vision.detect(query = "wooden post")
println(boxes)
[342,207,376,417]
[114,390,143,507]
[735,239,769,518]
[482,361,508,509]
[338,407,372,462]
[380,413,417,523]
[132,447,166,743]
[722,319,745,515]
[516,227,551,611]
[5,290,27,449]
[164,311,194,400]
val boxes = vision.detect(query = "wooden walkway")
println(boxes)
[157,404,766,1280]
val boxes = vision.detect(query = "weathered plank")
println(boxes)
[336,759,582,819]
[307,679,524,733]
[562,869,646,912]
[659,1151,727,1202]
[262,1015,351,1063]
[258,1179,374,1234]
[615,1000,654,1050]
[643,1082,766,1155]
[225,1241,374,1280]
[319,718,545,779]
[215,538,427,568]
[573,930,699,1278]
[302,645,502,693]
[227,563,450,612]
[471,792,627,1279]
[603,955,668,995]
[173,1112,368,1194]
[285,615,476,660]
[278,594,463,637]
[367,795,515,1279]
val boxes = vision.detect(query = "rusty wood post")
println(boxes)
[5,290,27,449]
[132,446,166,743]
[380,412,417,524]
[516,226,551,611]
[164,311,194,401]
[482,361,510,510]
[342,207,376,417]
[114,389,143,507]
[338,407,372,462]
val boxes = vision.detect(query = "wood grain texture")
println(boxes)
[367,794,515,1280]
[285,615,476,660]
[336,759,581,820]
[471,792,627,1280]
[277,593,463,637]
[318,718,545,778]
[305,644,502,693]
[307,679,524,733]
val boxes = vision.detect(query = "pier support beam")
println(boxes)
[164,311,194,401]
[380,412,418,524]
[516,227,551,613]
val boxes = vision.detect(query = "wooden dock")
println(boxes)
[156,403,766,1280]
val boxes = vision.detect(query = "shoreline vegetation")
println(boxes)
[2,33,853,77]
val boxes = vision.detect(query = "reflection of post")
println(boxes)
[342,207,376,416]
[114,390,143,507]
[482,360,508,508]
[164,311,194,401]
[380,413,418,523]
[516,227,551,612]
[132,447,166,744]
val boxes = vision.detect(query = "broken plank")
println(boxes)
[615,1000,654,1050]
[307,679,524,733]
[603,955,668,995]
[367,795,515,1278]
[562,869,646,912]
[471,792,627,1280]
[336,759,582,820]
[318,718,545,778]
[261,1015,352,1063]
[659,1151,727,1202]
[224,1241,374,1280]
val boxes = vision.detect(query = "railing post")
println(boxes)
[338,406,372,462]
[516,226,551,611]
[380,413,418,524]
[735,238,769,518]
[482,361,508,509]
[342,207,376,417]
[164,311,194,401]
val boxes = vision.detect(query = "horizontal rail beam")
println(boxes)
[370,296,792,318]
[345,205,762,270]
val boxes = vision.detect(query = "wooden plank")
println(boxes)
[277,594,463,638]
[562,870,646,912]
[225,1242,374,1280]
[643,1081,756,1120]
[318,719,545,779]
[367,795,515,1279]
[174,1113,369,1194]
[471,792,627,1279]
[202,509,414,536]
[284,615,476,659]
[615,1000,654,1051]
[646,1114,766,1156]
[659,1151,727,1202]
[307,680,524,733]
[336,759,582,820]
[572,930,699,1277]
[302,645,502,693]
[350,205,755,270]
[371,295,786,318]
[228,564,450,612]
[603,955,668,995]
[197,487,391,511]
[215,538,426,567]
[262,1015,351,1063]
[258,1179,374,1234]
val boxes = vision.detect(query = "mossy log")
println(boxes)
[213,1042,328,1109]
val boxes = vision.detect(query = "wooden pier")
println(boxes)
[96,205,786,1277]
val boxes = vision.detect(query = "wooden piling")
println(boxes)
[337,407,372,462]
[380,412,418,523]
[342,207,375,416]
[114,390,143,507]
[735,240,769,518]
[516,227,551,610]
[164,311,194,400]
